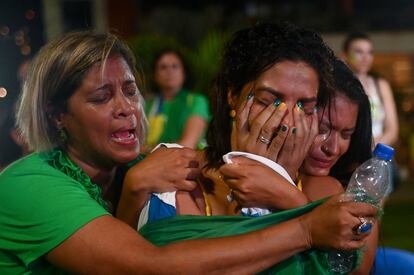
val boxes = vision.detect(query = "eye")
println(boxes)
[298,100,316,115]
[90,91,111,103]
[341,131,354,140]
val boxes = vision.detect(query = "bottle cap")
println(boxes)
[373,143,394,161]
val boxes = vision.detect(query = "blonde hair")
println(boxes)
[17,31,147,152]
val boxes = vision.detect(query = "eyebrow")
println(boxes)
[95,79,136,91]
[320,119,356,132]
[255,86,317,103]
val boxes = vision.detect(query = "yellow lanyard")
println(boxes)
[198,180,212,216]
[296,175,303,191]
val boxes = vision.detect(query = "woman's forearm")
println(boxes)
[157,217,310,274]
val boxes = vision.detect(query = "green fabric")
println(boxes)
[140,199,361,274]
[145,89,209,148]
[0,151,110,274]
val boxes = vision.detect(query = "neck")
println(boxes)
[66,149,117,194]
[161,87,180,100]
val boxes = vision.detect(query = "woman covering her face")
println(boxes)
[125,24,379,274]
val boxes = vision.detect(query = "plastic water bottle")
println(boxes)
[328,143,394,273]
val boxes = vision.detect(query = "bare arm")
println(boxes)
[301,175,344,202]
[376,78,399,146]
[178,115,207,148]
[47,196,378,274]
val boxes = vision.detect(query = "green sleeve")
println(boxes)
[188,93,210,121]
[0,155,109,269]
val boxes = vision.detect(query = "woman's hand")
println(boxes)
[117,147,201,227]
[299,194,378,251]
[124,147,201,194]
[276,105,319,179]
[219,157,309,210]
[231,94,318,179]
[231,94,289,159]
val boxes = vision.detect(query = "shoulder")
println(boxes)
[376,77,392,93]
[301,175,344,201]
[0,153,109,268]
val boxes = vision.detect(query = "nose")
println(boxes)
[280,103,295,128]
[321,132,339,157]
[113,92,134,118]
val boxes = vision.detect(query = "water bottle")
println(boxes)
[328,143,394,273]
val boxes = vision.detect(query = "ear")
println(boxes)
[227,88,237,109]
[46,102,65,129]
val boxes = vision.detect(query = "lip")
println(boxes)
[309,156,334,169]
[111,125,138,146]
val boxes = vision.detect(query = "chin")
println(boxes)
[303,163,330,177]
[113,151,140,165]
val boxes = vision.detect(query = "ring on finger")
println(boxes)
[355,217,373,235]
[259,135,271,145]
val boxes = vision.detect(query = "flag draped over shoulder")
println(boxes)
[139,199,361,274]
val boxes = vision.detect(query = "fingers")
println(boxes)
[235,92,254,135]
[219,162,246,179]
[249,102,279,145]
[268,124,289,159]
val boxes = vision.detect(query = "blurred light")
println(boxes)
[25,10,35,20]
[21,45,31,56]
[0,26,10,36]
[0,87,7,98]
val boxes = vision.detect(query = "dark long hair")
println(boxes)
[205,22,335,168]
[329,59,373,186]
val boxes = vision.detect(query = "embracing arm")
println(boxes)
[48,196,377,274]
[376,78,398,146]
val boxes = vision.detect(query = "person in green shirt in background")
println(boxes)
[145,49,209,151]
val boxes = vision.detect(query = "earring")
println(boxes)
[229,109,236,119]
[58,128,68,143]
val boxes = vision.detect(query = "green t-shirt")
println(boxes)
[145,89,210,148]
[0,152,110,274]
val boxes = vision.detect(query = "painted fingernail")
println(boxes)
[296,101,304,110]
[313,106,319,113]
[273,98,282,107]
[247,92,253,100]
[278,102,287,110]
[292,127,297,134]
[281,125,288,132]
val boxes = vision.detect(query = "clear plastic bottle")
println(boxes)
[328,143,394,273]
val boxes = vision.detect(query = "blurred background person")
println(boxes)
[342,32,399,147]
[144,49,209,151]
[342,32,401,194]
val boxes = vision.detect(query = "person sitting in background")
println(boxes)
[0,30,378,274]
[145,49,209,150]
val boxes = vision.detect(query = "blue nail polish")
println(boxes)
[313,106,319,113]
[296,101,304,110]
[273,99,282,107]
[247,92,253,100]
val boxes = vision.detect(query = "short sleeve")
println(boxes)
[0,155,109,269]
[188,93,210,121]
